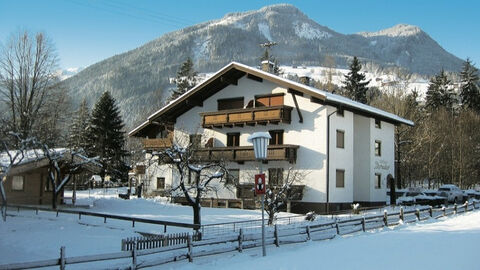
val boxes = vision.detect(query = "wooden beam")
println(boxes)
[247,73,263,82]
[290,92,303,123]
[220,76,238,85]
[185,98,203,107]
[288,88,304,97]
[310,96,324,104]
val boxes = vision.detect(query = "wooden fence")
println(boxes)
[121,232,202,251]
[4,203,200,232]
[0,201,478,270]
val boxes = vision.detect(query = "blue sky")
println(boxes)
[1,0,479,70]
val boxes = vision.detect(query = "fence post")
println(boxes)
[454,203,457,214]
[104,217,107,223]
[60,246,66,270]
[415,209,420,221]
[383,210,388,226]
[187,234,193,262]
[132,220,135,227]
[238,228,243,252]
[121,239,126,251]
[78,213,81,220]
[400,207,404,222]
[306,225,311,241]
[464,201,469,212]
[361,217,366,232]
[429,206,433,218]
[56,210,59,217]
[132,242,137,270]
[335,220,340,235]
[164,225,167,233]
[473,201,476,209]
[36,208,38,215]
[274,225,279,247]
[443,206,446,217]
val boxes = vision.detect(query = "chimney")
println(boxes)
[299,76,311,86]
[261,60,274,73]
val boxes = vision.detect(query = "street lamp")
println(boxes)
[247,132,271,257]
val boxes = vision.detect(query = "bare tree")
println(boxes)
[263,168,306,225]
[152,141,229,226]
[0,30,61,142]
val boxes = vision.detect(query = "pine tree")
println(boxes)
[425,69,455,110]
[168,57,197,103]
[343,56,370,104]
[88,91,129,183]
[459,58,480,111]
[68,99,90,151]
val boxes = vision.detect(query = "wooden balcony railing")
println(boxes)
[236,184,305,200]
[193,144,299,164]
[200,105,293,128]
[142,137,173,150]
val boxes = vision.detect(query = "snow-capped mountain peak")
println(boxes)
[359,24,422,37]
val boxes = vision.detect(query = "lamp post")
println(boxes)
[247,132,271,257]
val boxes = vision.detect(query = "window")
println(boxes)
[189,134,202,147]
[336,109,344,117]
[375,119,381,129]
[375,174,381,189]
[217,97,244,110]
[12,176,24,191]
[226,169,239,185]
[227,133,240,147]
[255,94,284,107]
[268,168,283,186]
[375,140,382,156]
[336,169,345,188]
[336,130,344,149]
[43,174,53,191]
[269,130,283,145]
[157,177,165,190]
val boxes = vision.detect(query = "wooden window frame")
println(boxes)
[375,173,381,189]
[268,168,284,187]
[336,169,345,188]
[226,169,239,185]
[217,97,244,111]
[227,133,240,147]
[269,130,284,145]
[156,177,165,190]
[336,130,345,149]
[375,140,382,156]
[12,175,24,191]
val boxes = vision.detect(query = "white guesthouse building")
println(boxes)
[129,62,413,213]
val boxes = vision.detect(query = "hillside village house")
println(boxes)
[129,62,413,213]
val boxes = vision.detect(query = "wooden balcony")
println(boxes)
[236,184,305,200]
[142,137,173,150]
[200,105,293,128]
[193,144,299,164]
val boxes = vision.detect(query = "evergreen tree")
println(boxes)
[68,99,90,151]
[459,58,480,111]
[342,56,370,104]
[425,69,455,110]
[168,57,197,103]
[88,91,129,183]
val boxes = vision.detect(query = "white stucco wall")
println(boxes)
[353,115,371,202]
[370,120,395,202]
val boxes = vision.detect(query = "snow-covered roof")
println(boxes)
[129,62,413,136]
[0,148,66,169]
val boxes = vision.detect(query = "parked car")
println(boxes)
[464,189,480,200]
[397,190,444,206]
[437,185,464,203]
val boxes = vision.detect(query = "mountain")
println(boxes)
[64,4,464,128]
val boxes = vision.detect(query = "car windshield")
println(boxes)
[438,188,450,191]
[405,192,421,196]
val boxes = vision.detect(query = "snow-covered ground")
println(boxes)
[1,189,479,269]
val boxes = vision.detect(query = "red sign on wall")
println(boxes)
[255,173,266,195]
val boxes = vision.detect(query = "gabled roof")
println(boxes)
[129,62,413,137]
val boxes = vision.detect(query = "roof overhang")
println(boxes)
[129,62,413,136]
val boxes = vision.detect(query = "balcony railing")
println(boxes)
[193,144,299,164]
[200,105,293,128]
[236,184,305,200]
[142,137,173,150]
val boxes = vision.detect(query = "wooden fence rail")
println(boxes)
[4,203,200,232]
[0,201,477,270]
[121,232,202,251]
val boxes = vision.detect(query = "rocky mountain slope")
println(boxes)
[64,4,463,128]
